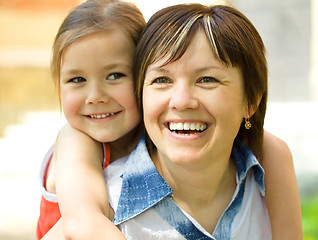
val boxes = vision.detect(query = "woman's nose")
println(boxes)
[85,84,110,104]
[168,84,199,111]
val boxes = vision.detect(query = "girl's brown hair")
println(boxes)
[134,4,267,159]
[51,0,146,104]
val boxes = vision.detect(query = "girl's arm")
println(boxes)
[262,131,302,240]
[41,218,64,239]
[42,218,126,240]
[52,124,126,239]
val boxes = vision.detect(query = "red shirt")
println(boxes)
[36,143,110,239]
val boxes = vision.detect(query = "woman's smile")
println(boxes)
[143,29,248,164]
[165,121,209,137]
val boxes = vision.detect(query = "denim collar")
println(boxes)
[113,135,265,225]
[232,139,265,196]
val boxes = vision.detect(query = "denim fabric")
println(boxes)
[154,197,214,240]
[113,135,265,239]
[113,136,173,224]
[232,139,265,196]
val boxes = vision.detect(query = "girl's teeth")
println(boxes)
[90,113,115,119]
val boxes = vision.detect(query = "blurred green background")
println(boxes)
[302,194,318,239]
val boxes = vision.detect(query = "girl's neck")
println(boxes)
[108,125,143,162]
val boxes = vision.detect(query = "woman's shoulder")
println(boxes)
[263,130,293,165]
[262,133,302,239]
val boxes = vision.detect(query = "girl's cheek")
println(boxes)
[61,92,82,114]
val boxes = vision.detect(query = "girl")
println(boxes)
[36,0,145,239]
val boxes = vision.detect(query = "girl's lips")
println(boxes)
[87,111,121,119]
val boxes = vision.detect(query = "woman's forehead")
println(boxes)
[147,30,227,72]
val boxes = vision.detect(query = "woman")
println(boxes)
[107,4,301,239]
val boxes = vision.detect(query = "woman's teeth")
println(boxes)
[90,113,115,119]
[169,122,207,132]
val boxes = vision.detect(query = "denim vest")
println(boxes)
[108,135,271,239]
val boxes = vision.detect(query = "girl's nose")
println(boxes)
[85,83,110,104]
[168,84,199,111]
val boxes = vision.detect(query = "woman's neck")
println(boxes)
[152,151,237,234]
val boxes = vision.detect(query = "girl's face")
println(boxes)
[60,31,140,142]
[143,29,248,166]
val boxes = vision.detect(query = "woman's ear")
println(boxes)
[243,94,263,118]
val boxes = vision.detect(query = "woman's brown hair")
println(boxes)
[134,4,267,159]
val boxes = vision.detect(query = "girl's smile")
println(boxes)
[60,30,140,143]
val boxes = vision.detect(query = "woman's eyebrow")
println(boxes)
[194,65,223,74]
[146,66,170,74]
[147,64,225,75]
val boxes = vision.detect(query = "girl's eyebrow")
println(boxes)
[60,68,83,76]
[61,62,131,75]
[102,62,131,70]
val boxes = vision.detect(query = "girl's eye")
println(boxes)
[197,77,219,83]
[107,73,125,80]
[68,77,86,83]
[153,77,171,84]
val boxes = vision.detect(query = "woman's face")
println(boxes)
[143,29,249,165]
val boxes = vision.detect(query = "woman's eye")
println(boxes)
[107,73,125,80]
[68,77,86,83]
[198,77,219,83]
[153,77,171,84]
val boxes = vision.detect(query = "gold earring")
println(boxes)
[245,118,252,129]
